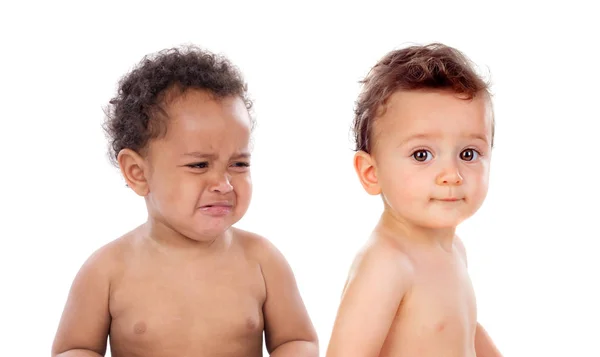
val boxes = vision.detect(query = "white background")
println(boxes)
[1,1,599,356]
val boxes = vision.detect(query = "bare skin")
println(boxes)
[52,89,317,357]
[326,90,502,357]
[52,226,315,357]
[328,216,488,357]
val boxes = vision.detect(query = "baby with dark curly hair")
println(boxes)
[51,46,318,357]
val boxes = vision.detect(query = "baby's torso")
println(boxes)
[381,244,477,357]
[107,238,266,357]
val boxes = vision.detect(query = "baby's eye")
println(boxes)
[187,162,209,169]
[460,149,479,161]
[230,162,250,171]
[412,149,433,162]
[232,162,250,167]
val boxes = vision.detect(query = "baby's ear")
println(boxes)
[353,151,381,195]
[117,148,149,196]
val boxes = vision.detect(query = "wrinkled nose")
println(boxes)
[210,173,234,193]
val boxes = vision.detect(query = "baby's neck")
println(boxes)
[377,210,456,251]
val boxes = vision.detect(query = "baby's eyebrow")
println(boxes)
[397,133,439,146]
[397,133,489,146]
[182,152,251,160]
[232,152,251,160]
[466,133,489,143]
[183,152,218,160]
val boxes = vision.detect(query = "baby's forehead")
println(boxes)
[150,133,251,162]
[162,99,251,136]
[158,119,251,156]
[378,91,490,127]
[372,110,491,149]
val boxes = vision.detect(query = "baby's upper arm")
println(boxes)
[51,244,115,357]
[326,244,413,357]
[248,234,318,353]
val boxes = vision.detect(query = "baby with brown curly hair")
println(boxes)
[51,46,318,357]
[326,43,503,357]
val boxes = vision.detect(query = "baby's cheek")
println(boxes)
[471,169,489,192]
[231,173,247,188]
[388,178,422,208]
[232,175,252,205]
[170,180,203,212]
[466,178,489,210]
[403,174,428,197]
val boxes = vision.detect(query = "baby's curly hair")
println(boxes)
[353,43,493,153]
[103,45,253,166]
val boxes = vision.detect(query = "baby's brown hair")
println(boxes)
[353,43,493,153]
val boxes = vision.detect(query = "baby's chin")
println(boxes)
[421,220,466,230]
[180,226,234,244]
[160,217,234,243]
[406,211,472,231]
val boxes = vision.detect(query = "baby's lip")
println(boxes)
[200,201,233,208]
[436,197,463,201]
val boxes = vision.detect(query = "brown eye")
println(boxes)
[412,150,432,162]
[460,149,479,161]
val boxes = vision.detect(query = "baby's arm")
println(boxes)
[51,248,112,357]
[326,245,413,357]
[475,323,503,357]
[455,238,503,357]
[257,239,318,357]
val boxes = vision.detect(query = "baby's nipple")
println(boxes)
[133,321,147,335]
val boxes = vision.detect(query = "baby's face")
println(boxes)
[144,89,252,241]
[370,90,493,229]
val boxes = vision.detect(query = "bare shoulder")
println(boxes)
[68,227,141,302]
[326,234,414,357]
[347,234,415,290]
[77,233,129,279]
[231,228,290,286]
[232,229,318,352]
[63,229,137,303]
[233,227,282,263]
[86,228,137,276]
[51,228,137,356]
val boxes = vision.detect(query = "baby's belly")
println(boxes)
[380,320,476,357]
[379,301,476,357]
[381,343,475,357]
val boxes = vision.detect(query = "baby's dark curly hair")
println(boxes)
[103,45,253,166]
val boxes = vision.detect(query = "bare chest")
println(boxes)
[107,256,266,357]
[407,262,477,332]
[383,256,477,357]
